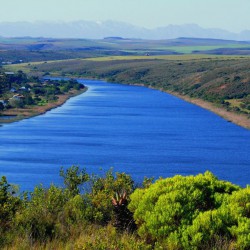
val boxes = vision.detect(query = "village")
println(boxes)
[0,70,85,117]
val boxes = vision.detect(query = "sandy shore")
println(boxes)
[0,88,87,124]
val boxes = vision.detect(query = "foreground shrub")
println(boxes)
[1,168,249,249]
[15,185,71,242]
[0,176,21,247]
[13,167,135,245]
[60,165,89,196]
[7,224,151,250]
[73,224,150,250]
[87,169,135,224]
[181,187,250,249]
[128,171,241,248]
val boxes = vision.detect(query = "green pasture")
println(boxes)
[154,44,250,53]
[4,54,249,74]
[83,54,249,61]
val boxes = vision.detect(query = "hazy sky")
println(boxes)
[0,0,249,32]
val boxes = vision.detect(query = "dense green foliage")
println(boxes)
[0,167,137,249]
[0,176,21,246]
[129,172,249,249]
[0,168,249,249]
[182,188,250,249]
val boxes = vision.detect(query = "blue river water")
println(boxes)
[0,79,249,191]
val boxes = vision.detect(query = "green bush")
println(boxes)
[181,187,250,249]
[9,98,25,108]
[15,185,71,242]
[60,166,89,196]
[0,102,4,111]
[87,169,135,224]
[0,176,21,246]
[13,167,135,245]
[128,171,241,248]
[1,168,249,249]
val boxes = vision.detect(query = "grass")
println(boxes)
[155,44,250,53]
[4,54,249,73]
[83,54,250,61]
[3,59,84,73]
[5,224,150,250]
[226,99,250,114]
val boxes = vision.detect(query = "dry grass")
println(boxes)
[84,54,249,61]
[5,224,150,250]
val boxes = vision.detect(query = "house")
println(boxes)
[19,86,30,92]
[42,80,49,85]
[4,72,14,75]
[0,100,7,107]
[10,87,17,93]
[10,94,25,100]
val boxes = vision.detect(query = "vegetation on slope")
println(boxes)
[0,167,249,249]
[18,56,250,118]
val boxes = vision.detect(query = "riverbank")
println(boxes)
[2,72,248,130]
[169,91,250,130]
[124,82,250,130]
[0,88,87,124]
[46,75,250,130]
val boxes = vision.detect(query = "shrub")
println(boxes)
[60,166,89,196]
[9,98,24,108]
[88,169,135,224]
[180,187,250,249]
[15,184,73,243]
[0,176,21,246]
[128,171,239,247]
[1,168,249,249]
[0,102,4,111]
[73,224,151,250]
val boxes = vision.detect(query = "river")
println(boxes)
[0,79,249,191]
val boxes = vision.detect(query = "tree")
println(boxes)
[0,102,4,111]
[9,98,24,108]
[60,166,89,196]
[0,176,21,246]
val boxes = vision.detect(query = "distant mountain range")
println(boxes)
[0,20,249,41]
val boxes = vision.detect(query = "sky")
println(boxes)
[0,0,249,32]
